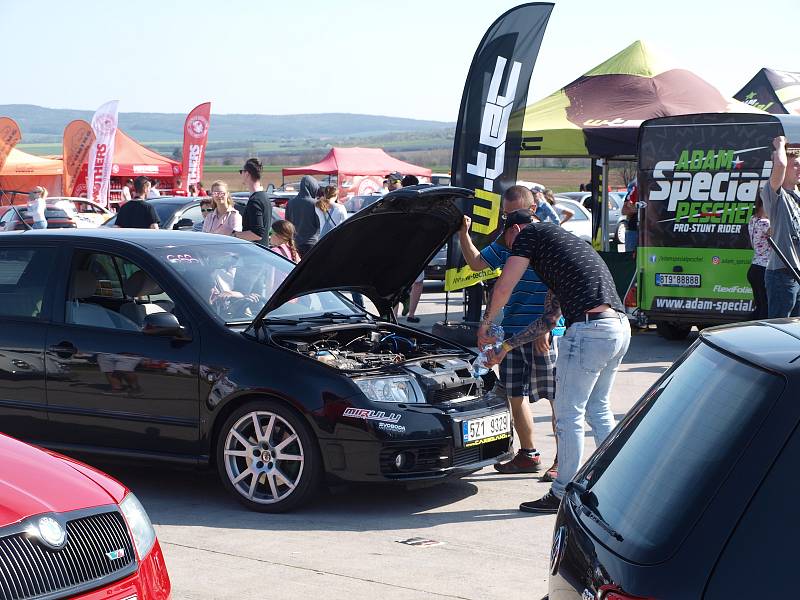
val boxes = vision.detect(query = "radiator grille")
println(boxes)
[0,509,136,600]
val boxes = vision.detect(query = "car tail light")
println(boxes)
[624,282,637,308]
[600,586,654,600]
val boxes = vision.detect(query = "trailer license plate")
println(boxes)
[462,412,511,447]
[655,273,701,287]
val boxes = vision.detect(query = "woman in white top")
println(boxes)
[27,186,48,229]
[315,185,347,238]
[202,180,243,236]
[747,193,771,320]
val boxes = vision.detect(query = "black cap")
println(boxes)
[386,171,403,182]
[503,209,535,230]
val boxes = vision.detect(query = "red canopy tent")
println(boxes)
[73,129,181,202]
[282,147,432,197]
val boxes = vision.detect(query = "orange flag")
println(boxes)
[0,117,22,172]
[63,120,94,197]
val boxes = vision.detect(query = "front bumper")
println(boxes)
[73,540,171,600]
[323,403,514,483]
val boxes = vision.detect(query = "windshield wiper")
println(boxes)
[295,312,358,322]
[261,316,304,325]
[566,482,623,542]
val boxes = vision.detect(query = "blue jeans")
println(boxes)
[624,229,638,252]
[765,269,800,318]
[551,314,631,499]
[31,221,47,229]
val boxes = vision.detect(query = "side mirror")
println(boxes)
[173,218,194,230]
[143,312,189,339]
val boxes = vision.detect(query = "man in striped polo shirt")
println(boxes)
[458,186,564,476]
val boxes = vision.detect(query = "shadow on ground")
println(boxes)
[87,459,534,533]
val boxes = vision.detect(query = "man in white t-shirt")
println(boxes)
[120,179,133,203]
[146,179,161,199]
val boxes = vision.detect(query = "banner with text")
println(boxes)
[180,102,211,193]
[63,120,94,197]
[637,112,784,322]
[87,101,119,207]
[445,3,553,291]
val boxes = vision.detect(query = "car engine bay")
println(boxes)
[271,325,485,404]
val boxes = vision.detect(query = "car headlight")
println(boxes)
[355,376,420,403]
[119,492,156,559]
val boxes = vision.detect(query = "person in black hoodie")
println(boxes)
[286,175,320,257]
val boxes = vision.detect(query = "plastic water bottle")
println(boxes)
[472,324,504,376]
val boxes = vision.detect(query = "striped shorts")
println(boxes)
[496,339,557,401]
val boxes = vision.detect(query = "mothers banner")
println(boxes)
[87,100,119,207]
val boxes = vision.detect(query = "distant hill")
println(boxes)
[0,104,453,144]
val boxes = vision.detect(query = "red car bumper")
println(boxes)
[72,539,171,600]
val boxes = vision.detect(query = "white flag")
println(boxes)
[87,100,119,207]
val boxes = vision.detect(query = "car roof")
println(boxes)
[0,228,253,250]
[146,196,201,205]
[701,320,800,374]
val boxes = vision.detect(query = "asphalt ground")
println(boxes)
[89,287,695,600]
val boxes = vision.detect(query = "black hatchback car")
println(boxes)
[0,186,511,512]
[549,319,800,599]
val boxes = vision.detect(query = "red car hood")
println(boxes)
[0,434,124,528]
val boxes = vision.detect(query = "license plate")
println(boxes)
[655,273,701,287]
[462,412,511,447]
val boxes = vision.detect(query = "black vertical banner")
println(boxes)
[445,3,554,292]
[589,159,604,249]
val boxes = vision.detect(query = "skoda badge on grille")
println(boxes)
[36,516,66,549]
[106,548,126,560]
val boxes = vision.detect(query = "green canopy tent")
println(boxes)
[516,40,762,254]
[734,68,800,115]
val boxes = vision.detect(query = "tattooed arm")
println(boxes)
[485,291,562,366]
[506,291,562,349]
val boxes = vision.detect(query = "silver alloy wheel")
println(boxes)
[223,411,305,504]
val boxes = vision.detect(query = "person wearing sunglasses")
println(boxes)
[192,198,214,231]
[201,181,242,236]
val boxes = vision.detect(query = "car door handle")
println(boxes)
[48,342,77,357]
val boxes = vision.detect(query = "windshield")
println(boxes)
[152,201,185,225]
[575,343,784,563]
[154,242,361,324]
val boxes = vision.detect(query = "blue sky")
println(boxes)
[2,0,795,121]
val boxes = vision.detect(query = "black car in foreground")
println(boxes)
[549,319,800,599]
[0,186,511,512]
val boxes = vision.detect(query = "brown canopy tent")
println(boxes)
[519,40,761,160]
[516,40,763,252]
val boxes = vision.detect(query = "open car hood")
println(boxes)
[257,185,471,320]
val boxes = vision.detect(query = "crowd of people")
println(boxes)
[25,146,800,519]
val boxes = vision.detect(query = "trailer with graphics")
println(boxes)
[635,113,800,339]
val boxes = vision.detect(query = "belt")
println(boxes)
[566,310,620,328]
